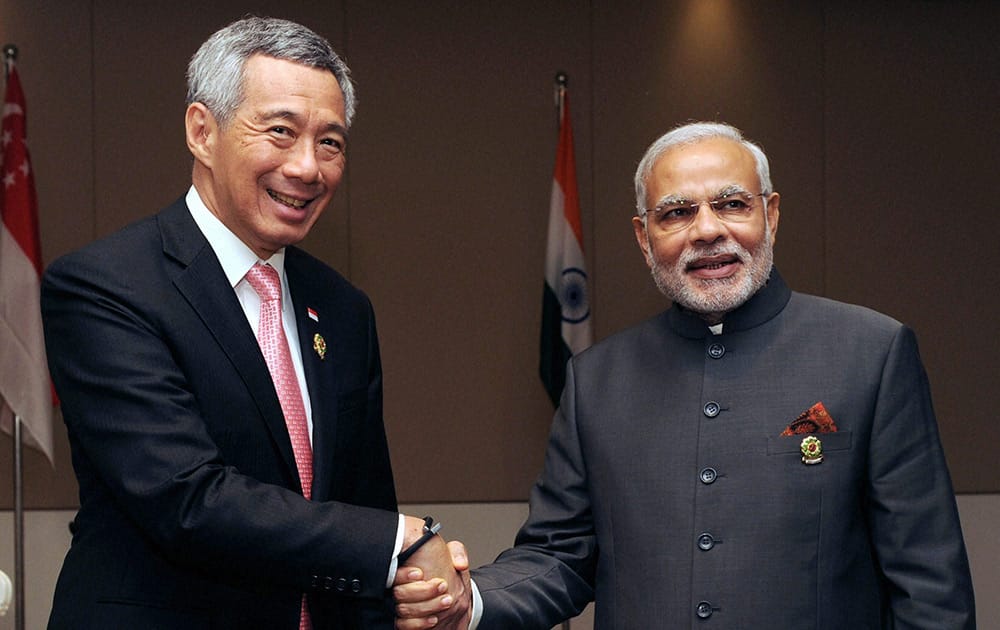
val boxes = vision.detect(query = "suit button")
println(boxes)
[696,601,714,619]
[707,343,725,359]
[699,467,717,484]
[351,579,362,593]
[703,401,721,418]
[322,576,334,591]
[697,533,715,551]
[336,578,347,592]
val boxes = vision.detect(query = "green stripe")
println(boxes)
[540,283,572,407]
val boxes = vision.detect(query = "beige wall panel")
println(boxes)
[823,3,1000,492]
[345,1,592,501]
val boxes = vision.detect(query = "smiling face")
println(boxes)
[186,54,348,259]
[632,136,780,323]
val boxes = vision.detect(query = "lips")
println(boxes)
[267,189,311,209]
[687,254,739,271]
[684,253,744,279]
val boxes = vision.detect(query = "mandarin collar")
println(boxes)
[665,268,791,339]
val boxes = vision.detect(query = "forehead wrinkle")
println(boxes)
[257,108,302,124]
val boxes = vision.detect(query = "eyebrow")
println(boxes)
[259,109,349,140]
[653,184,750,207]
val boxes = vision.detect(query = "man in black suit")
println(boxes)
[41,16,466,629]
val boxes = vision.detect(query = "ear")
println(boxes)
[632,215,653,269]
[185,102,217,167]
[764,191,780,244]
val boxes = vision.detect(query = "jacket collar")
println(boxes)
[666,267,791,339]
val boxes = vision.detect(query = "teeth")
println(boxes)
[268,190,307,208]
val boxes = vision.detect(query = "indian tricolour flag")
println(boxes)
[540,85,592,407]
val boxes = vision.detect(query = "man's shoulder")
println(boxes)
[572,310,670,368]
[44,197,189,276]
[787,290,905,335]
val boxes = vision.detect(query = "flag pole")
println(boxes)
[553,70,572,630]
[3,41,28,630]
[554,71,568,127]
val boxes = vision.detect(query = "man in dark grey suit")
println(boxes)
[41,16,466,629]
[394,122,975,629]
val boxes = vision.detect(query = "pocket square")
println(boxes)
[780,401,838,436]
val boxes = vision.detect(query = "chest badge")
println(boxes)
[313,333,327,360]
[800,435,823,465]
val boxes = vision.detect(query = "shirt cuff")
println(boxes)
[468,578,483,629]
[385,514,407,589]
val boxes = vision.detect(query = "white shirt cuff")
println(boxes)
[468,578,483,629]
[385,514,407,588]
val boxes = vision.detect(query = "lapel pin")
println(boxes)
[800,436,823,465]
[312,333,327,360]
[307,307,319,322]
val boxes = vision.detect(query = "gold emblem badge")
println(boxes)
[800,436,823,465]
[313,333,327,360]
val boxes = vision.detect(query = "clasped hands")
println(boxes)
[393,515,473,630]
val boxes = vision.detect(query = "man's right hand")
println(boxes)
[393,519,472,630]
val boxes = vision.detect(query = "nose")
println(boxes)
[282,140,320,184]
[687,201,726,243]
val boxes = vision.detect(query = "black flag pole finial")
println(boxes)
[554,71,569,126]
[3,44,17,79]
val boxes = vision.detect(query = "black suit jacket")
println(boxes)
[473,271,975,629]
[41,198,399,629]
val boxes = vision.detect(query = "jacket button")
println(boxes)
[707,343,725,359]
[336,578,347,592]
[697,533,715,551]
[696,601,714,619]
[699,467,717,484]
[703,401,721,418]
[351,579,362,593]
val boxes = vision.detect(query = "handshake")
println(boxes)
[392,514,474,630]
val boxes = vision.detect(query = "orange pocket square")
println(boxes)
[780,401,838,436]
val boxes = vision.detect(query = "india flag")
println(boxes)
[540,85,592,407]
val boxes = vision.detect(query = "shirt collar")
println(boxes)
[185,186,286,286]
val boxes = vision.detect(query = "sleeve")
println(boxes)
[471,360,595,629]
[866,325,976,628]
[40,250,399,599]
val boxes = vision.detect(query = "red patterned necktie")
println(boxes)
[245,262,313,630]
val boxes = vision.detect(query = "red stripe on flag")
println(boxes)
[2,64,43,274]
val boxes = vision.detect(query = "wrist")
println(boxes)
[397,516,441,565]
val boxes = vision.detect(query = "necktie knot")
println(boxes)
[245,263,282,302]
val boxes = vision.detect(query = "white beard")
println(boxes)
[647,225,774,322]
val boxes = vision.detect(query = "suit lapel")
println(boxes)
[157,200,302,487]
[285,249,343,502]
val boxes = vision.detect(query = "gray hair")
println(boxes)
[634,122,772,215]
[186,16,356,128]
